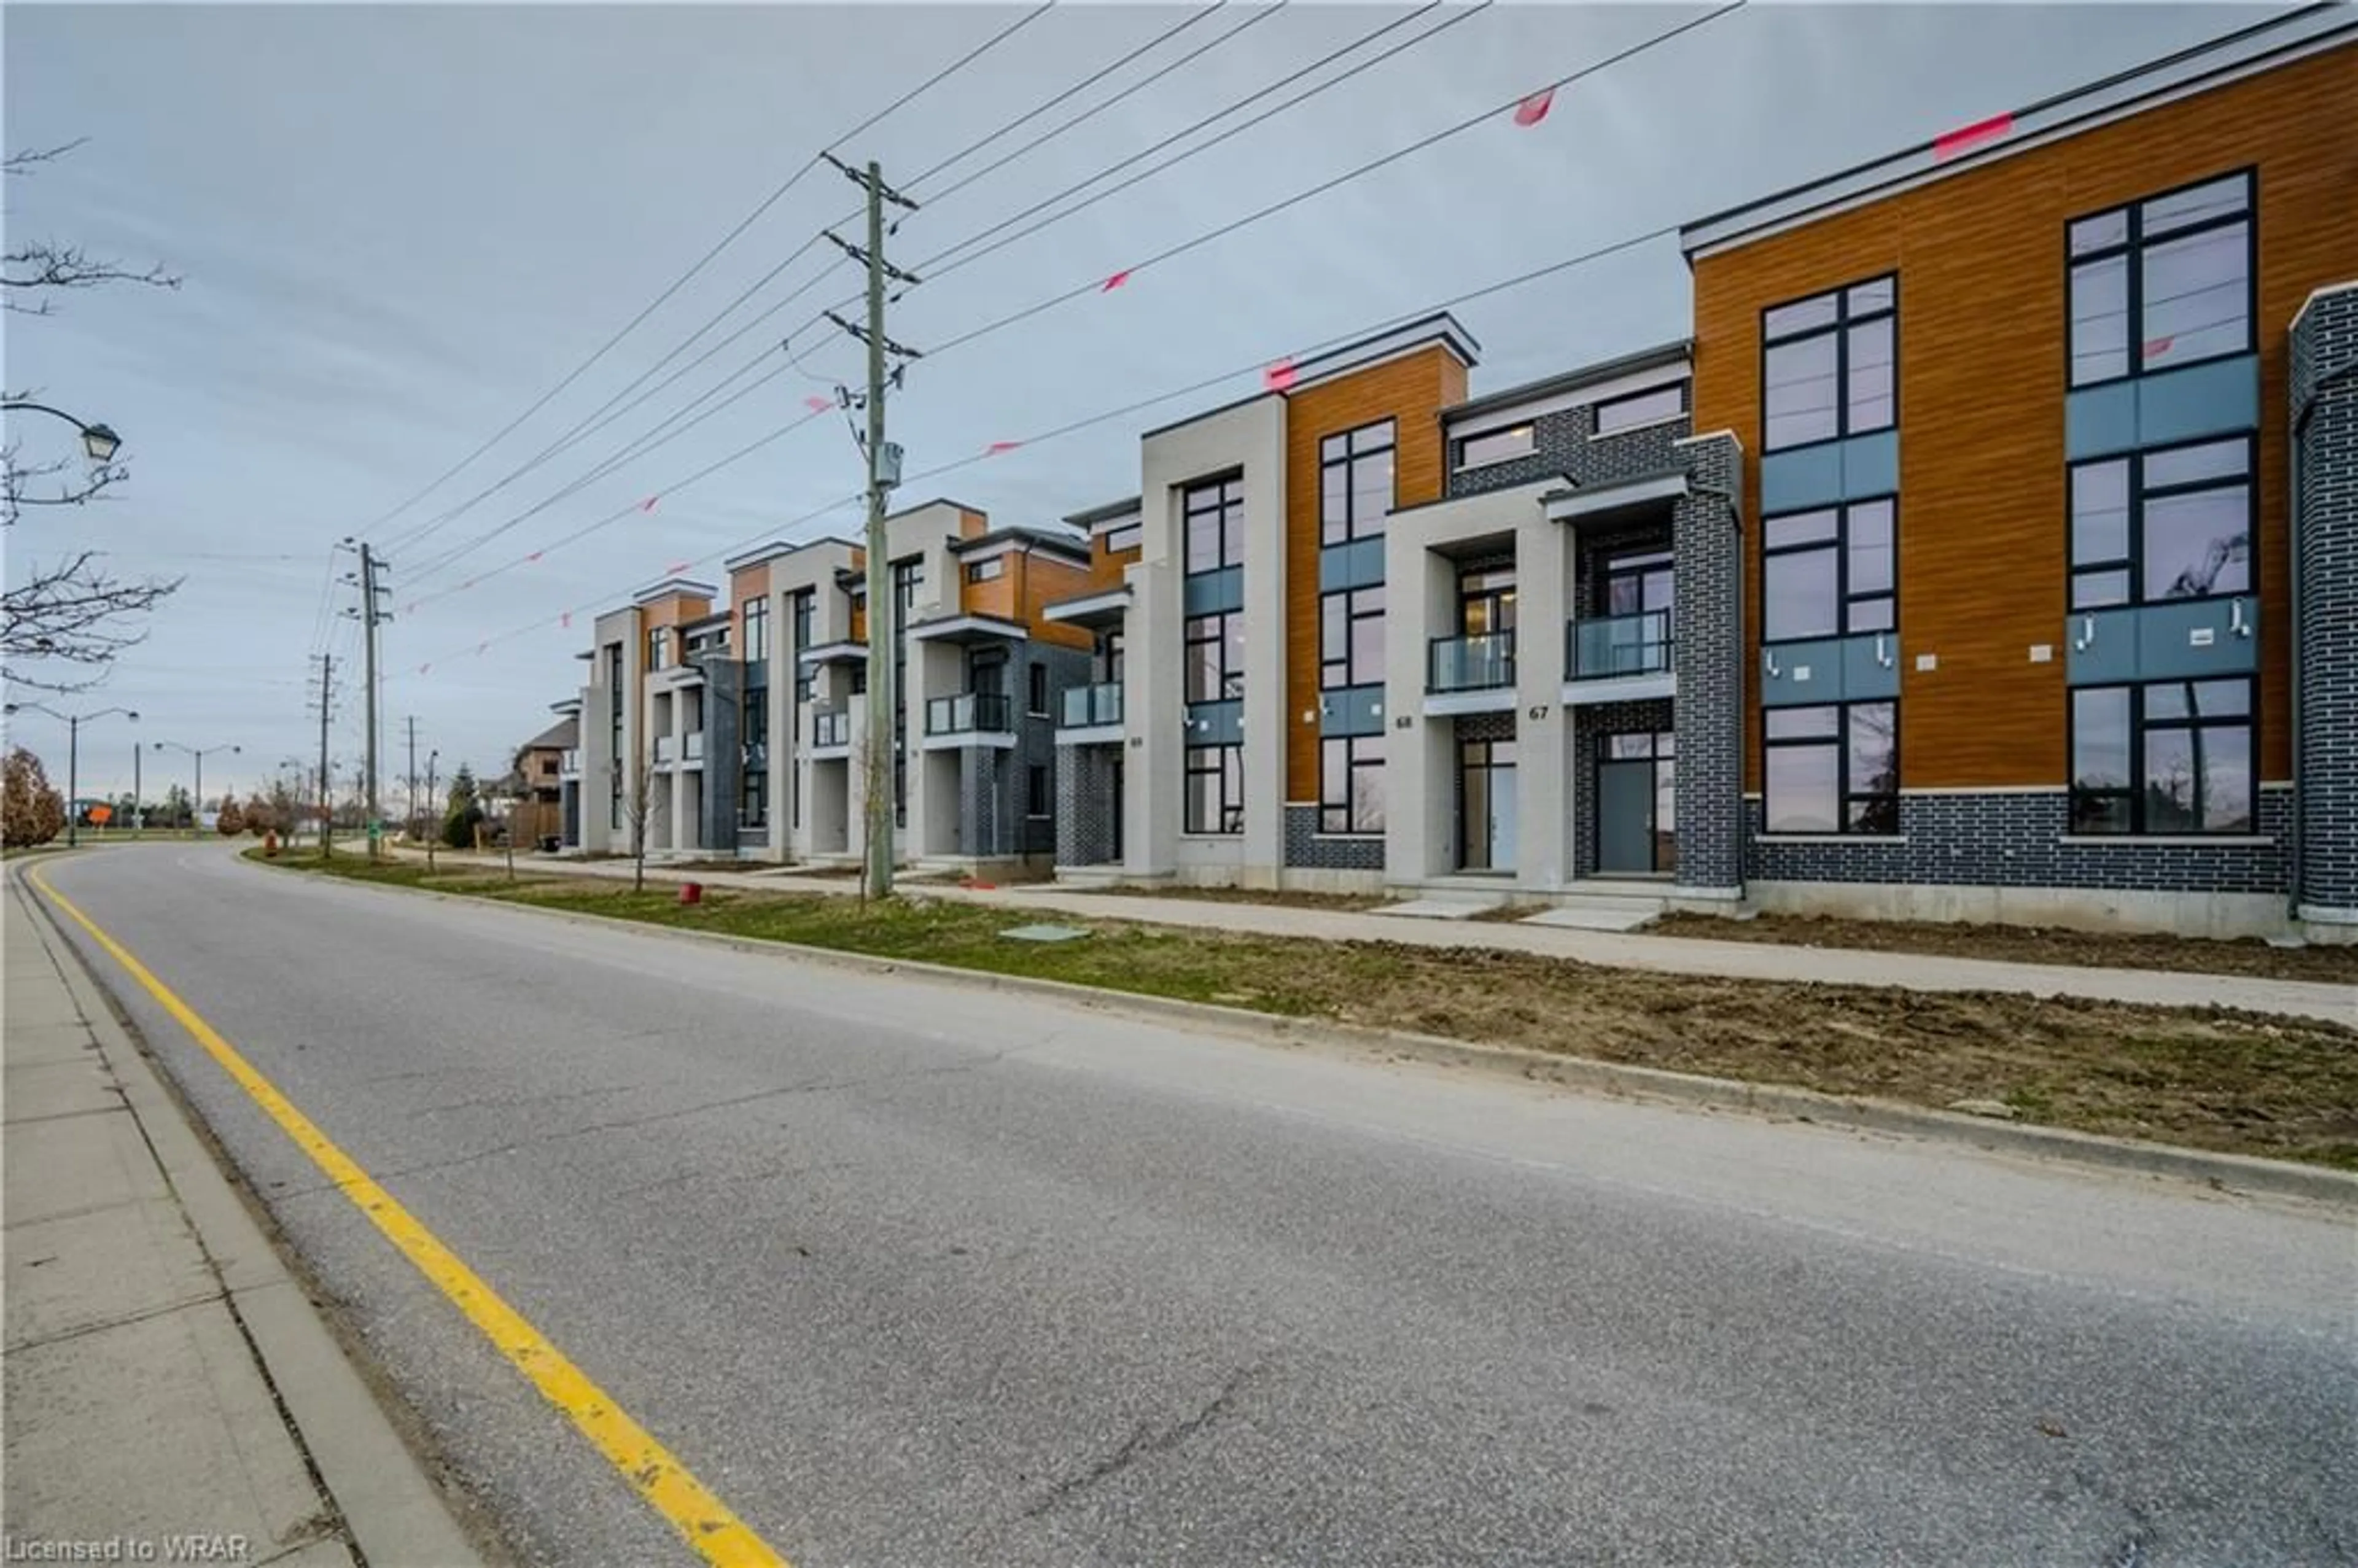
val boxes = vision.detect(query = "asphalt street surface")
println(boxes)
[31,844,2358,1567]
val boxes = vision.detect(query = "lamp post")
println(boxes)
[152,740,241,837]
[1,400,123,464]
[4,703,139,847]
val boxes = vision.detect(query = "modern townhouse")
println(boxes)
[1679,6,2354,939]
[550,12,2351,940]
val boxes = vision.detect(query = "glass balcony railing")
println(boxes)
[653,735,677,763]
[812,708,849,748]
[925,691,1013,735]
[1059,681,1124,728]
[1570,610,1673,680]
[559,749,581,774]
[684,732,706,761]
[1428,630,1516,693]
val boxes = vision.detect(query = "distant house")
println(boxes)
[507,713,577,849]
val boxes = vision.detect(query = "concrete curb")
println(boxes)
[14,860,502,1567]
[246,852,2358,1212]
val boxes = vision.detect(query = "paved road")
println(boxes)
[32,845,2358,1567]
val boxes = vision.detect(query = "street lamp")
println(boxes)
[152,740,241,837]
[4,702,139,847]
[2,400,123,464]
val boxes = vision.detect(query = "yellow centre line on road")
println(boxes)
[27,866,792,1568]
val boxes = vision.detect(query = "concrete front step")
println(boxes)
[1371,895,1506,921]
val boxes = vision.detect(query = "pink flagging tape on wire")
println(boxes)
[418,664,430,676]
[664,560,691,575]
[2143,335,2174,358]
[1101,269,1132,292]
[1933,111,2012,161]
[476,642,488,656]
[1264,359,1298,392]
[641,496,660,512]
[804,395,832,413]
[986,441,1024,456]
[1512,88,1554,127]
[561,611,572,629]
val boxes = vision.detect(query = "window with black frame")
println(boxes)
[1320,421,1395,545]
[2071,678,2253,835]
[1764,702,1898,835]
[1320,735,1385,835]
[1762,500,1896,641]
[2069,437,2251,609]
[1762,275,1895,452]
[2068,171,2251,388]
[1185,745,1242,835]
[790,591,814,703]
[1320,584,1385,691]
[1183,476,1245,573]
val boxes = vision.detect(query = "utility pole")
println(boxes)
[348,542,392,860]
[822,153,921,901]
[405,715,419,844]
[132,740,142,838]
[312,652,334,860]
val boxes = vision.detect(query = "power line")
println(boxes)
[923,1,1746,360]
[395,209,1692,680]
[903,4,1251,192]
[370,4,1059,556]
[916,2,1454,275]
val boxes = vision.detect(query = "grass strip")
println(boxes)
[249,849,2358,1171]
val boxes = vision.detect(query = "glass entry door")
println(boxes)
[1596,730,1675,875]
[1458,736,1518,871]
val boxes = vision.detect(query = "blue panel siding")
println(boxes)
[1185,699,1243,745]
[1759,430,1900,512]
[2064,354,2259,459]
[1319,684,1386,737]
[1318,537,1386,592]
[2066,599,2258,685]
[1183,567,1243,616]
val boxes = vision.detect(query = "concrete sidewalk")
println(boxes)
[4,866,490,1567]
[405,847,2355,1025]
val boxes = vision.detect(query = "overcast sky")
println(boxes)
[4,1,2267,804]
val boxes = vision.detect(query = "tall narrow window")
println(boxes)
[1320,421,1395,545]
[1185,614,1245,703]
[1183,476,1245,573]
[1320,584,1385,690]
[2069,171,2252,388]
[741,597,769,663]
[1027,661,1049,717]
[1185,745,1242,834]
[1319,735,1385,834]
[2069,437,2252,609]
[1762,275,1896,452]
[790,590,814,704]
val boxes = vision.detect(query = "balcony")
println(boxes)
[924,691,1013,740]
[653,735,677,764]
[1428,631,1516,693]
[1570,610,1672,678]
[559,748,581,777]
[812,708,850,751]
[1563,609,1677,705]
[1059,681,1124,731]
[684,731,706,763]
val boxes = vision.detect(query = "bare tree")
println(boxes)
[4,139,182,691]
[615,742,658,893]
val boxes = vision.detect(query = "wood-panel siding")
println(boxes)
[1282,346,1469,799]
[1691,44,2357,790]
[1088,535,1140,592]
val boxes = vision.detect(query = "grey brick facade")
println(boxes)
[1283,805,1385,871]
[1671,432,1745,893]
[946,640,1089,861]
[1745,788,2293,895]
[1450,402,1689,495]
[2291,284,2358,918]
[1056,742,1123,867]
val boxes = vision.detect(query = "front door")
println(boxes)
[1109,756,1124,861]
[1458,736,1517,872]
[1596,731,1676,875]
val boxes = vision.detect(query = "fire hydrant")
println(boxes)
[679,881,703,906]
